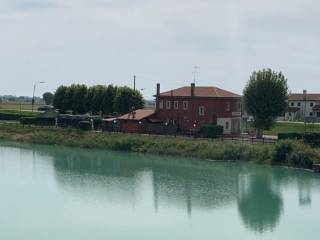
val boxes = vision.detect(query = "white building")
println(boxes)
[285,92,320,121]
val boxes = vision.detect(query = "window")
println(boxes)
[199,106,205,116]
[297,102,301,107]
[226,102,230,111]
[290,102,294,107]
[310,102,314,107]
[183,101,189,110]
[174,101,179,110]
[317,112,320,117]
[310,112,313,116]
[225,121,229,130]
[166,100,171,109]
[159,100,164,109]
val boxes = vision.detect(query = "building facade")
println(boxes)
[285,93,320,121]
[155,83,242,135]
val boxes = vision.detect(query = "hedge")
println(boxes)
[278,132,303,140]
[199,125,224,138]
[304,133,320,147]
[20,117,55,126]
[78,121,92,131]
[0,111,38,121]
[278,132,320,148]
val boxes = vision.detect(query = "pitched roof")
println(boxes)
[159,86,241,98]
[289,94,320,101]
[117,109,155,121]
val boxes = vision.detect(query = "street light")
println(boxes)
[303,89,307,135]
[32,81,45,112]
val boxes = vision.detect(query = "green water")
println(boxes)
[0,142,319,240]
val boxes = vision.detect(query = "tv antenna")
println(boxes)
[193,66,199,84]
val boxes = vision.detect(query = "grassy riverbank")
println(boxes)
[0,123,320,169]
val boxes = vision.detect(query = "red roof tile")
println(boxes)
[289,94,320,101]
[159,86,241,98]
[117,109,155,121]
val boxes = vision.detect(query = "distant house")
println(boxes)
[117,109,156,133]
[285,92,320,121]
[155,83,242,135]
[114,83,242,135]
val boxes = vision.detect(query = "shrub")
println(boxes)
[303,133,320,147]
[20,117,55,126]
[20,117,38,125]
[272,141,293,163]
[199,125,224,138]
[0,111,38,121]
[278,132,303,140]
[78,121,92,131]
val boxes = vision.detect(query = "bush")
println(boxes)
[272,141,293,163]
[20,117,55,126]
[303,133,320,147]
[78,121,92,131]
[20,117,38,125]
[199,125,224,138]
[0,111,38,121]
[278,132,303,140]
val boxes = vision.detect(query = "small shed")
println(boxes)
[117,109,156,133]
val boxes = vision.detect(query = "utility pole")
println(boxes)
[32,81,45,112]
[303,89,307,135]
[134,75,136,91]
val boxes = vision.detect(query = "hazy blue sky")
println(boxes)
[1,0,319,99]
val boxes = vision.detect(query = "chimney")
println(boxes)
[191,83,195,97]
[156,83,160,97]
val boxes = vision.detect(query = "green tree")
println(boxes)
[243,69,288,138]
[71,84,88,114]
[42,92,54,105]
[87,85,105,115]
[53,86,68,113]
[101,85,117,115]
[113,86,144,114]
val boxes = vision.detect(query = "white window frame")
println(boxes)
[199,106,205,116]
[159,100,164,109]
[183,101,189,110]
[166,100,171,110]
[174,101,179,110]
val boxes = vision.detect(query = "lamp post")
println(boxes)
[303,90,307,135]
[32,81,45,112]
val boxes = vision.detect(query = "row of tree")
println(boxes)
[52,84,144,115]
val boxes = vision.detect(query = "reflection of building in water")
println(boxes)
[52,148,240,215]
[16,143,317,235]
[237,173,283,233]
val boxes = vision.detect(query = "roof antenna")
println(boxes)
[193,66,199,84]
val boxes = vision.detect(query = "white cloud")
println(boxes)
[0,0,320,98]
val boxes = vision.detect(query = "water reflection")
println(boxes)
[237,173,283,233]
[2,142,319,235]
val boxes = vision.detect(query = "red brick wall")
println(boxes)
[120,120,145,133]
[155,96,241,131]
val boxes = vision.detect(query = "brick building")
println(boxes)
[155,83,242,135]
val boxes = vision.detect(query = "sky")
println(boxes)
[1,0,320,99]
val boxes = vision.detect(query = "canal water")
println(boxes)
[0,142,319,240]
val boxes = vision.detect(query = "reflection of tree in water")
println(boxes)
[238,174,283,233]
